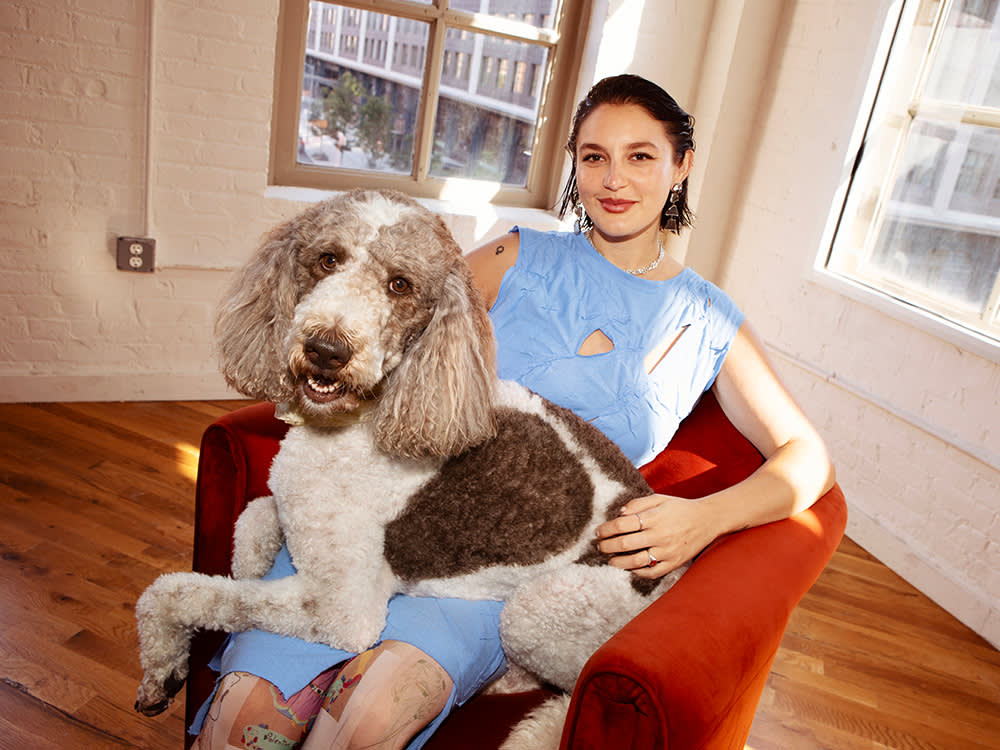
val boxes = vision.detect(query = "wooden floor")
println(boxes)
[1,401,998,750]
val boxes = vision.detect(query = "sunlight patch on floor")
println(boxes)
[173,440,200,482]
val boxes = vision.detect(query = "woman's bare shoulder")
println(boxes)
[465,231,520,309]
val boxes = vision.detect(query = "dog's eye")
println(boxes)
[388,277,411,295]
[319,254,338,272]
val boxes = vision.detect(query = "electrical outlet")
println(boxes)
[117,236,156,272]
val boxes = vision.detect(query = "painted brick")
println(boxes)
[0,5,28,32]
[24,5,75,41]
[72,13,126,48]
[75,42,142,76]
[74,0,138,21]
[0,175,37,207]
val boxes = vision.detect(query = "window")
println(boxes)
[826,0,1000,343]
[272,0,590,207]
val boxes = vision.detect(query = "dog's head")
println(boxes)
[216,189,497,458]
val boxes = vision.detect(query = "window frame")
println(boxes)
[269,0,592,208]
[823,0,1000,348]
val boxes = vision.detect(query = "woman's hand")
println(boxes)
[595,493,722,579]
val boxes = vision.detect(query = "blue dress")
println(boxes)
[191,226,744,746]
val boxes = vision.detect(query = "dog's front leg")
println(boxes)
[232,495,283,579]
[298,560,400,654]
[135,571,235,715]
[135,571,331,714]
[285,518,401,654]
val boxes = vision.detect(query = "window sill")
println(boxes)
[264,185,568,250]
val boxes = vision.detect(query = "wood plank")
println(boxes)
[0,680,133,750]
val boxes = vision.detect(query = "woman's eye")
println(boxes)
[389,277,411,295]
[319,254,338,272]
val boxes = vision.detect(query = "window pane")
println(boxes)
[430,30,548,185]
[925,0,1000,106]
[871,118,1000,313]
[869,220,1000,314]
[299,3,427,175]
[450,0,558,29]
[890,120,952,207]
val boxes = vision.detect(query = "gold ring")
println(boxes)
[636,512,644,531]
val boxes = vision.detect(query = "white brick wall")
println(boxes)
[1,0,289,401]
[1,0,998,647]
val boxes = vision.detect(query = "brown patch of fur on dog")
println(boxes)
[385,408,594,580]
[541,398,653,516]
[537,401,663,595]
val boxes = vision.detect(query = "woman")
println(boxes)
[192,74,834,750]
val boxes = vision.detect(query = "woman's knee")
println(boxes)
[308,641,452,750]
[196,670,327,750]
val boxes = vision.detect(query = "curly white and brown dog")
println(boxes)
[134,189,687,749]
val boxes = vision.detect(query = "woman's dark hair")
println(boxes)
[557,74,696,234]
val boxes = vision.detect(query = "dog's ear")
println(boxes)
[374,259,497,459]
[215,219,303,402]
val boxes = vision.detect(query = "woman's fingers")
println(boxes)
[596,493,709,578]
[605,545,674,575]
[595,512,643,542]
[595,493,662,541]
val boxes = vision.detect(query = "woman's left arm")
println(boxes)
[596,322,836,578]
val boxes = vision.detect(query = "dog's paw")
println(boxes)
[232,497,283,579]
[483,663,541,695]
[325,626,381,655]
[134,670,187,716]
[315,603,386,653]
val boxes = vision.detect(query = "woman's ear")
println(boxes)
[215,221,303,402]
[374,261,497,459]
[675,148,694,184]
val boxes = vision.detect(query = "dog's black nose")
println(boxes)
[305,336,352,372]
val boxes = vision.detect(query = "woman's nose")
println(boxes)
[603,162,624,189]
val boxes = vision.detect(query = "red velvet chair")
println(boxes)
[185,391,846,749]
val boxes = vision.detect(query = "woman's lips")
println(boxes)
[598,198,636,213]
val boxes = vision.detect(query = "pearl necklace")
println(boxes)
[586,230,665,276]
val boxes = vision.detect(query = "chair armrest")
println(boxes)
[191,402,287,577]
[561,485,847,750]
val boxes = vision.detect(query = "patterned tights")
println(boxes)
[192,640,452,750]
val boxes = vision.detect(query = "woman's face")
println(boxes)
[575,103,691,241]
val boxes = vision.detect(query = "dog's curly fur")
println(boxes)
[134,189,686,749]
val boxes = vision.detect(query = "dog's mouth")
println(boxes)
[301,373,360,408]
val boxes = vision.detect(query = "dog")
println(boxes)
[134,189,686,748]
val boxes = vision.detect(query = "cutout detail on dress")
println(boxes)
[644,325,691,374]
[578,329,614,356]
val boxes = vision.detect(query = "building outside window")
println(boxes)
[826,0,1000,344]
[274,0,588,207]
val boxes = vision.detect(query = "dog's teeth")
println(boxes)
[307,376,341,394]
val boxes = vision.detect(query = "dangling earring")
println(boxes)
[573,199,586,234]
[664,184,682,232]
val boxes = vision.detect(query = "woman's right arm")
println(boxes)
[465,231,520,309]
